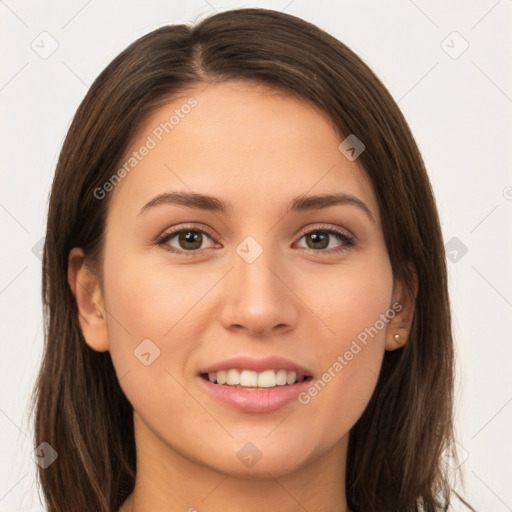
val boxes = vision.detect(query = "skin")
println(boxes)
[68,81,416,512]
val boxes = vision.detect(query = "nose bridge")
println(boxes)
[220,235,298,335]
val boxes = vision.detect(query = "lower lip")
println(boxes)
[198,376,312,413]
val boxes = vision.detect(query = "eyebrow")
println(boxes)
[139,191,375,223]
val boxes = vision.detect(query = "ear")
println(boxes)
[67,247,109,352]
[385,264,418,351]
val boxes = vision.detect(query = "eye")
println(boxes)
[156,223,356,256]
[156,225,218,256]
[294,225,355,254]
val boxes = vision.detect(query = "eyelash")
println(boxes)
[155,223,356,258]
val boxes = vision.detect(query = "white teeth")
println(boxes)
[258,370,276,388]
[286,371,297,385]
[275,369,287,386]
[226,369,240,385]
[240,370,258,387]
[204,369,307,388]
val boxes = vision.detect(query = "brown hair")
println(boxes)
[31,7,473,512]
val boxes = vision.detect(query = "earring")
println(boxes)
[97,310,103,318]
[394,333,401,344]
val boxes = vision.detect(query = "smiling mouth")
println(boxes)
[200,369,313,389]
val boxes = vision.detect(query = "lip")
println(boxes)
[197,375,313,413]
[197,355,313,413]
[198,355,313,376]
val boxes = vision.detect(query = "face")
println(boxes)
[74,81,407,478]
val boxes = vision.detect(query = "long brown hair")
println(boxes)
[31,7,473,511]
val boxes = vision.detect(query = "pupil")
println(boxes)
[180,231,202,249]
[309,231,328,249]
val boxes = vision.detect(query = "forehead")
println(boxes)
[108,80,377,221]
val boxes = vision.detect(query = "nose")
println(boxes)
[219,245,299,337]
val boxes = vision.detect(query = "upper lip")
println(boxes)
[198,355,313,376]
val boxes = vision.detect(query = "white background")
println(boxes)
[1,1,511,510]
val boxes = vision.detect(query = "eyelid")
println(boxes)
[157,223,216,240]
[295,223,355,241]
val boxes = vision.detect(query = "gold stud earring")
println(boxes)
[394,333,401,344]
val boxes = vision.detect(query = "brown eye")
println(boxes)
[304,231,330,250]
[295,226,355,254]
[157,227,218,255]
[177,230,204,250]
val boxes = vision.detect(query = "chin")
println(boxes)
[209,453,311,479]
[197,434,320,478]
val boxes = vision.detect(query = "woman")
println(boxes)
[32,7,474,512]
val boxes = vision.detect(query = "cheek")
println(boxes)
[304,252,393,347]
[296,255,393,432]
[101,253,206,426]
[99,243,204,392]
[102,247,207,343]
